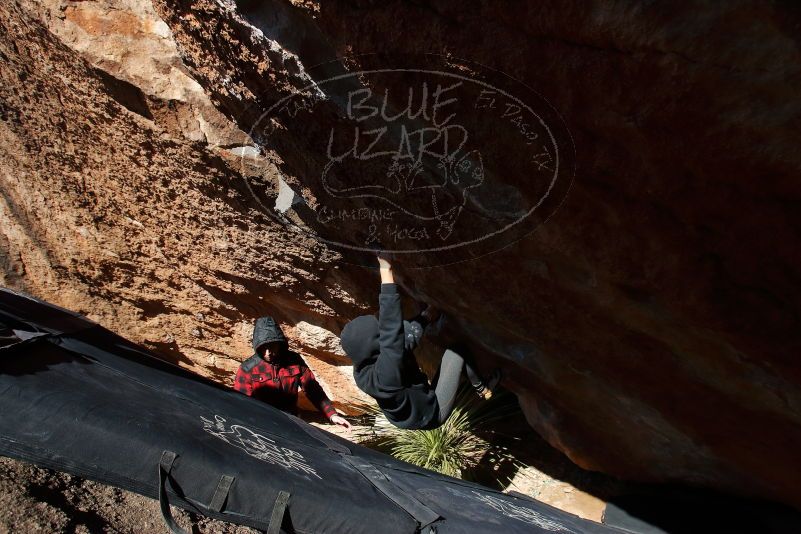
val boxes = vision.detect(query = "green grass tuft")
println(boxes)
[351,386,526,484]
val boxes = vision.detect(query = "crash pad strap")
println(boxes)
[0,331,52,353]
[158,451,191,534]
[267,490,290,534]
[209,474,235,513]
[344,457,440,529]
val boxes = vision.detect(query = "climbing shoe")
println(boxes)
[473,368,502,400]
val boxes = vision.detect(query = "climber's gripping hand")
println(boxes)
[377,253,394,284]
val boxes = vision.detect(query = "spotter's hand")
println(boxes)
[330,414,352,431]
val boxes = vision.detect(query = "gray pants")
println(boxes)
[404,319,482,426]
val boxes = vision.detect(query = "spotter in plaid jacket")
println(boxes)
[234,316,336,420]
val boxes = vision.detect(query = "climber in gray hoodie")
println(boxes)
[339,255,499,430]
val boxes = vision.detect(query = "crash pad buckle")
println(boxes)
[160,450,177,472]
[209,474,235,513]
[158,450,191,534]
[267,490,291,534]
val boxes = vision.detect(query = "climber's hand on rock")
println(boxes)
[330,414,352,431]
[377,253,395,284]
[376,254,392,271]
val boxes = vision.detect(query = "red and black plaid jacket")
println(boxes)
[234,350,336,420]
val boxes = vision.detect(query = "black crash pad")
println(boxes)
[0,286,620,533]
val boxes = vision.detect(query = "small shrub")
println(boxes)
[351,386,525,483]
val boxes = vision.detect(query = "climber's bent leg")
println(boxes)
[433,348,465,424]
[464,361,485,391]
[465,360,501,399]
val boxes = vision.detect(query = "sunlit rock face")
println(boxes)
[3,0,801,510]
[0,0,371,407]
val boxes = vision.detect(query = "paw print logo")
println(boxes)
[322,148,484,241]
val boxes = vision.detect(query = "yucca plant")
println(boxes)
[351,385,526,483]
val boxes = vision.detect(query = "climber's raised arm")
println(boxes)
[374,256,405,389]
